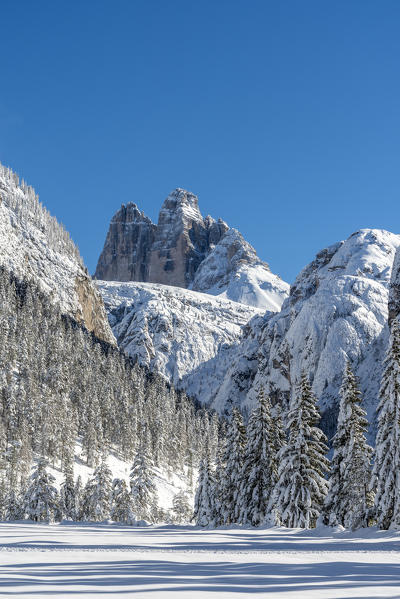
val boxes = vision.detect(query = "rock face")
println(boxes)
[95,188,289,312]
[0,164,115,345]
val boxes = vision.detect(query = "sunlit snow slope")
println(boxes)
[97,280,262,399]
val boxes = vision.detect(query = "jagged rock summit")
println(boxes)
[95,188,289,311]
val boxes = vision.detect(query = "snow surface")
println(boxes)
[1,522,400,597]
[191,228,290,312]
[97,280,262,396]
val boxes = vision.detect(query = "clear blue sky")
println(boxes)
[1,0,399,283]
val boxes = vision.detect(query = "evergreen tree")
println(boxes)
[237,389,279,526]
[172,490,192,523]
[81,458,112,522]
[323,362,373,529]
[275,374,329,528]
[220,408,246,524]
[111,478,135,524]
[60,468,78,521]
[372,320,400,529]
[130,442,158,522]
[24,458,59,522]
[193,454,215,527]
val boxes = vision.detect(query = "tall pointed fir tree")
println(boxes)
[172,490,192,523]
[111,478,135,524]
[372,319,400,529]
[130,438,158,522]
[60,467,78,521]
[275,373,329,528]
[81,457,113,522]
[323,361,373,529]
[24,458,59,522]
[237,388,280,526]
[220,407,246,525]
[193,453,215,527]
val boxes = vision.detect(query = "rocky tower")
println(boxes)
[95,203,156,282]
[95,188,229,287]
[96,188,290,311]
[95,189,234,284]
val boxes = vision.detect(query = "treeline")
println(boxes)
[0,267,219,522]
[195,320,400,531]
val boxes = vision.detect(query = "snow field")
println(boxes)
[0,523,400,598]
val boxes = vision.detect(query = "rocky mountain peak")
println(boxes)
[95,189,289,311]
[111,202,152,225]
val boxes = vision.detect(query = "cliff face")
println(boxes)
[95,188,289,312]
[0,164,115,345]
[95,203,156,282]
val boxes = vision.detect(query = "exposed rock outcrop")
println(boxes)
[95,188,288,311]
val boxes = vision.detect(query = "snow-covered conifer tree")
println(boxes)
[372,320,400,529]
[323,361,373,529]
[275,374,329,528]
[237,388,278,526]
[81,458,112,522]
[130,442,158,522]
[111,478,135,524]
[60,468,78,521]
[24,458,59,522]
[220,408,246,524]
[172,490,192,524]
[193,454,215,527]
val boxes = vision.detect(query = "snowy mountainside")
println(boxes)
[190,228,289,311]
[95,188,289,312]
[243,229,400,434]
[0,164,115,344]
[97,280,262,394]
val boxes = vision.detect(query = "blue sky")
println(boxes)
[1,0,399,282]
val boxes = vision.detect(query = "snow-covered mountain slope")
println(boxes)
[190,228,289,311]
[95,188,289,312]
[240,229,400,435]
[0,164,115,344]
[97,280,262,394]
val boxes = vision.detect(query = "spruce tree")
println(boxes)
[130,443,158,522]
[60,468,78,521]
[193,454,215,527]
[172,490,192,524]
[323,362,373,529]
[81,458,112,522]
[220,408,246,524]
[237,389,278,526]
[111,478,135,524]
[372,319,400,529]
[24,458,59,522]
[275,374,329,528]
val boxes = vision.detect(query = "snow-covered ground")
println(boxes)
[1,523,400,598]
